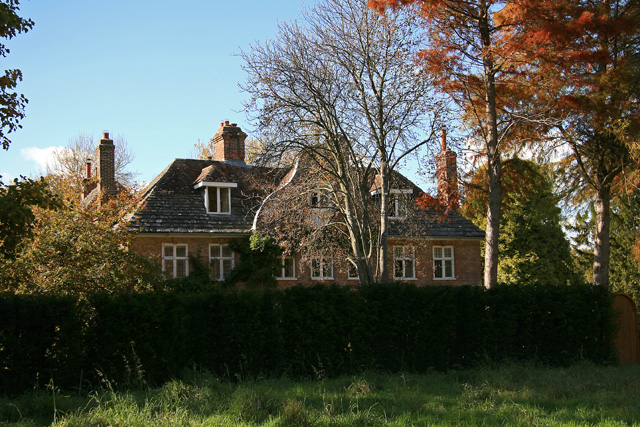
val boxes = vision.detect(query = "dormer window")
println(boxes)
[208,187,230,213]
[371,188,412,219]
[194,181,237,214]
[309,190,332,208]
[390,192,410,219]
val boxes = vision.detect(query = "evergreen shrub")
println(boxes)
[0,283,616,394]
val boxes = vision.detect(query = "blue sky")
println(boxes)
[0,0,315,184]
[1,0,432,189]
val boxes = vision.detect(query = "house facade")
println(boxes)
[118,121,484,286]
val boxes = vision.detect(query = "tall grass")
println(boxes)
[2,363,639,426]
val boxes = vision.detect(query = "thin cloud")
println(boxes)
[20,146,64,171]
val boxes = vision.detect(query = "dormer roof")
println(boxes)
[127,159,287,234]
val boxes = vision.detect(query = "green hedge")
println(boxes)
[0,283,616,394]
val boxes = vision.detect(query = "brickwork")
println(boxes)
[436,150,458,208]
[134,234,482,287]
[393,238,483,286]
[96,132,116,202]
[212,121,247,163]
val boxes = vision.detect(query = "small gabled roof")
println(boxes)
[127,159,287,234]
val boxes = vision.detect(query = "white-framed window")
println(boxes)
[311,254,334,279]
[348,260,359,280]
[433,246,455,279]
[390,193,409,219]
[207,187,231,214]
[162,244,189,279]
[309,190,331,208]
[371,188,412,219]
[210,244,234,280]
[276,255,296,279]
[194,181,237,214]
[393,246,416,279]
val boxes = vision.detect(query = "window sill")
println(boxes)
[433,277,456,280]
[311,277,334,280]
[394,277,417,280]
[276,277,298,280]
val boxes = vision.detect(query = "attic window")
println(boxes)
[208,187,230,213]
[194,182,237,215]
[309,190,332,208]
[371,188,412,219]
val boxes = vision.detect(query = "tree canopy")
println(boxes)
[372,0,640,288]
[241,0,444,283]
[463,158,578,285]
[0,187,161,296]
[0,175,60,259]
[370,0,547,288]
[0,0,33,151]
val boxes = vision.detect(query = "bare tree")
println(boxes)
[241,0,445,283]
[46,132,137,197]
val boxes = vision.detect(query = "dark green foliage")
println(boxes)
[226,231,282,288]
[0,283,617,394]
[569,193,640,309]
[463,158,579,284]
[608,194,640,308]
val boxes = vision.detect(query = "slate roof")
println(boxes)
[389,210,485,239]
[128,158,484,240]
[127,159,287,234]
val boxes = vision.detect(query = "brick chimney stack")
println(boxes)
[436,129,459,209]
[96,132,116,202]
[85,158,92,179]
[212,121,247,166]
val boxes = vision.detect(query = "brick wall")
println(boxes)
[134,234,482,287]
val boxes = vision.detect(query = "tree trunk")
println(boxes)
[593,184,611,288]
[378,160,389,283]
[479,0,502,289]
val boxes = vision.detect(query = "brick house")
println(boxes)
[119,121,484,286]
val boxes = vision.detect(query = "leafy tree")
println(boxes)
[509,0,640,287]
[571,192,640,305]
[0,175,60,258]
[241,0,444,283]
[370,0,547,288]
[610,193,640,305]
[0,187,161,296]
[463,158,578,285]
[0,0,33,150]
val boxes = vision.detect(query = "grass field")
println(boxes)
[1,363,639,426]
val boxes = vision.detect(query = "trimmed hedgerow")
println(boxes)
[0,283,616,394]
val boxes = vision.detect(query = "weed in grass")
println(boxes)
[279,398,312,427]
[346,377,376,396]
[228,386,281,424]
